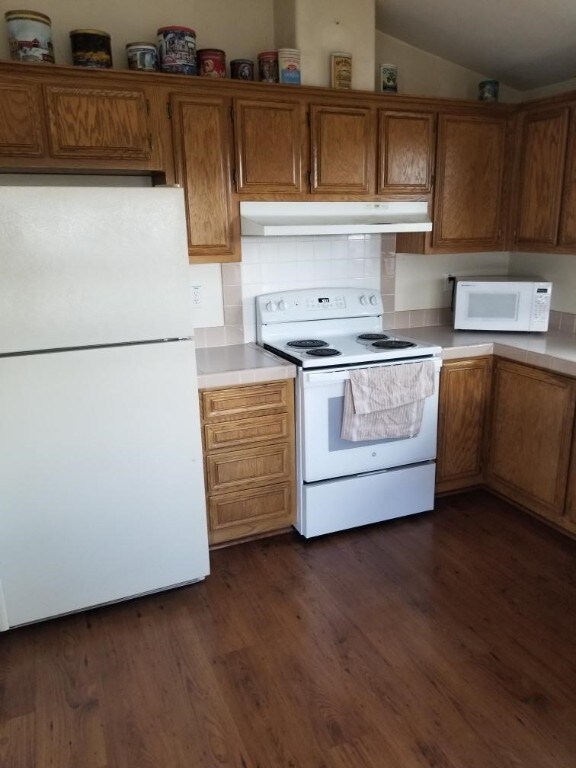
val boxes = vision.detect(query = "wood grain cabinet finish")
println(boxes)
[170,92,239,262]
[0,82,45,158]
[486,358,576,523]
[557,106,576,249]
[200,381,295,546]
[310,104,375,194]
[233,97,305,193]
[514,106,570,249]
[436,357,492,494]
[378,110,435,195]
[45,85,153,162]
[432,113,508,251]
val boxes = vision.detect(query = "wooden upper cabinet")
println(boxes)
[310,104,374,194]
[378,110,435,195]
[44,84,153,163]
[170,92,239,262]
[514,107,569,249]
[432,113,508,251]
[558,106,576,249]
[0,82,45,158]
[233,97,304,193]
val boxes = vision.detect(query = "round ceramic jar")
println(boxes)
[70,29,112,68]
[230,58,254,80]
[126,42,158,72]
[278,48,300,85]
[258,50,278,83]
[197,48,226,78]
[5,9,54,63]
[157,26,196,75]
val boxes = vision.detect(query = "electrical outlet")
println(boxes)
[443,273,453,292]
[191,285,203,307]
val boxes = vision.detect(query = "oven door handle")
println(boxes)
[302,357,442,386]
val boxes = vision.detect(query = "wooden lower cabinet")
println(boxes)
[200,380,295,546]
[436,356,492,493]
[486,358,576,526]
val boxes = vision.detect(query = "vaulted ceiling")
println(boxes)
[375,0,576,90]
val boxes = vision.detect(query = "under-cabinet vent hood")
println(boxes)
[240,201,432,236]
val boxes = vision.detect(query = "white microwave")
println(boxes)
[453,276,552,332]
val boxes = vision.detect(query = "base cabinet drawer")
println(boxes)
[200,380,296,546]
[208,483,294,545]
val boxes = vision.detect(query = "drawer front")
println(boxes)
[208,482,294,544]
[204,413,290,451]
[201,381,291,422]
[206,443,293,493]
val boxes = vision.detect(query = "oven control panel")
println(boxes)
[257,288,384,324]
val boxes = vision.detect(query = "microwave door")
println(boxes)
[455,283,530,331]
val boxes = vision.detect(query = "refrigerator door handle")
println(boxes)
[0,579,9,631]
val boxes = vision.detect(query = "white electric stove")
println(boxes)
[255,288,443,538]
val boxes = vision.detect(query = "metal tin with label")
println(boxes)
[197,48,226,78]
[330,52,352,89]
[278,48,300,85]
[231,58,254,80]
[5,9,54,63]
[70,29,112,68]
[126,42,158,72]
[258,50,279,83]
[157,26,196,75]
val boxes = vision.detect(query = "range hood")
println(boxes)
[240,201,432,236]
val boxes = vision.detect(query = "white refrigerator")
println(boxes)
[0,185,209,631]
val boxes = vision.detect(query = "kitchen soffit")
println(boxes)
[375,0,576,90]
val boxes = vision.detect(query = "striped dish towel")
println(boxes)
[341,360,435,441]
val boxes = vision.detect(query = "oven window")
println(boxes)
[468,292,519,320]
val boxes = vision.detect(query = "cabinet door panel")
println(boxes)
[0,82,45,157]
[171,93,239,262]
[378,110,435,194]
[206,443,292,494]
[208,483,294,545]
[487,359,576,520]
[433,114,507,250]
[436,357,491,493]
[310,105,374,194]
[558,107,576,248]
[45,85,152,160]
[515,107,569,248]
[234,98,304,193]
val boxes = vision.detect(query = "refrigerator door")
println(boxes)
[0,340,209,630]
[0,186,193,354]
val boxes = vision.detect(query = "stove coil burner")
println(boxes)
[287,339,328,349]
[306,348,341,357]
[372,339,417,349]
[357,333,389,341]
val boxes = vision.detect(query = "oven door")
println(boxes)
[299,358,442,483]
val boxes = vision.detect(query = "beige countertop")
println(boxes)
[196,328,576,388]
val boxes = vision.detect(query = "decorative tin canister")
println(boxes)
[230,58,253,80]
[330,52,352,89]
[258,50,278,83]
[380,63,398,93]
[126,42,158,72]
[478,79,499,102]
[5,9,54,63]
[157,26,196,75]
[278,48,300,85]
[70,29,112,68]
[197,48,226,78]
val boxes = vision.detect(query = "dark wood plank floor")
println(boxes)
[1,490,576,767]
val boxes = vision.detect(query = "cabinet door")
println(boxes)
[436,357,492,494]
[378,110,435,194]
[44,84,153,162]
[558,107,576,249]
[0,81,45,158]
[432,114,508,251]
[234,97,304,193]
[563,421,576,534]
[514,107,569,249]
[170,93,239,262]
[486,359,576,521]
[310,105,374,194]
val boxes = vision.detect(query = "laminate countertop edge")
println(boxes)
[196,342,297,389]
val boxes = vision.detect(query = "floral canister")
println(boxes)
[258,50,278,83]
[157,26,196,75]
[5,9,54,63]
[230,58,254,81]
[197,48,226,78]
[126,42,158,72]
[278,48,300,85]
[70,29,112,68]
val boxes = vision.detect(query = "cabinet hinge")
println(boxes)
[232,168,237,187]
[306,112,311,127]
[145,99,151,117]
[167,101,172,120]
[229,105,234,123]
[148,134,153,150]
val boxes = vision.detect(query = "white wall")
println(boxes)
[510,252,576,313]
[375,31,521,102]
[0,0,274,69]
